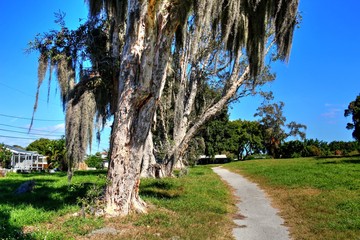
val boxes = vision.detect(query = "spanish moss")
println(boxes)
[66,90,96,175]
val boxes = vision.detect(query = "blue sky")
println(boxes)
[0,1,359,150]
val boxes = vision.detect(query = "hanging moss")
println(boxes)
[66,90,96,171]
[171,0,299,77]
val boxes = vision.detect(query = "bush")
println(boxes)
[85,154,103,169]
[291,152,302,158]
[306,145,322,157]
[0,144,12,168]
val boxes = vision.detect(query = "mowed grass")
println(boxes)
[224,157,360,240]
[0,170,107,239]
[0,167,235,240]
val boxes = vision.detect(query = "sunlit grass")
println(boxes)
[0,170,106,239]
[0,167,235,239]
[224,157,360,240]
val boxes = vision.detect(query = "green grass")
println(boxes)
[224,157,360,240]
[0,170,106,239]
[0,167,235,240]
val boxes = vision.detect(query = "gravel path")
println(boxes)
[212,167,290,240]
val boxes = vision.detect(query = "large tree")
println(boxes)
[32,0,299,216]
[345,94,360,141]
[102,0,299,216]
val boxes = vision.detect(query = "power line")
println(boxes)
[0,81,60,106]
[0,81,36,99]
[0,128,63,137]
[0,123,64,134]
[0,135,39,140]
[0,113,63,122]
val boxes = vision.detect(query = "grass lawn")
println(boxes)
[224,157,360,240]
[0,167,235,240]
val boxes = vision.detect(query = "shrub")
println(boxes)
[85,154,103,169]
[0,144,12,168]
[306,145,322,157]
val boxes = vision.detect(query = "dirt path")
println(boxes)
[212,167,290,240]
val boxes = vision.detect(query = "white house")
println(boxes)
[5,145,48,172]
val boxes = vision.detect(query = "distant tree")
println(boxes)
[201,109,230,160]
[0,143,12,168]
[85,152,103,169]
[26,138,52,155]
[27,138,66,170]
[199,115,265,160]
[228,120,264,160]
[303,139,329,157]
[255,101,306,158]
[345,94,360,141]
[328,141,359,156]
[47,138,67,170]
[280,140,305,158]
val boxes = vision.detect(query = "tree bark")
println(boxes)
[165,64,250,174]
[140,131,165,178]
[105,0,175,216]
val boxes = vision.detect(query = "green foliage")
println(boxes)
[85,153,104,169]
[280,140,305,158]
[200,109,230,158]
[28,14,117,172]
[329,141,360,156]
[345,94,360,141]
[185,137,206,166]
[228,120,265,160]
[47,138,67,170]
[255,100,307,158]
[77,181,104,217]
[27,138,67,170]
[198,109,264,160]
[279,139,360,158]
[0,143,12,168]
[26,138,52,155]
[306,145,322,157]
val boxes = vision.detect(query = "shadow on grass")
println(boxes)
[0,171,106,239]
[0,210,34,239]
[72,170,107,176]
[140,180,184,199]
[319,158,360,165]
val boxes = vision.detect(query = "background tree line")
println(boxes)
[199,114,360,162]
[196,99,360,162]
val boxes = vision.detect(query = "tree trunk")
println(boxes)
[105,0,175,216]
[166,65,250,174]
[140,131,165,178]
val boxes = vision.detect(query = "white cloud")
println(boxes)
[321,103,345,124]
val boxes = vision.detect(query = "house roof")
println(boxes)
[5,145,44,157]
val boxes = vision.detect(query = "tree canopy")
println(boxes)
[345,94,360,141]
[255,100,306,157]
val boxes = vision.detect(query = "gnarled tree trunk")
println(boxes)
[105,0,175,216]
[140,131,165,178]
